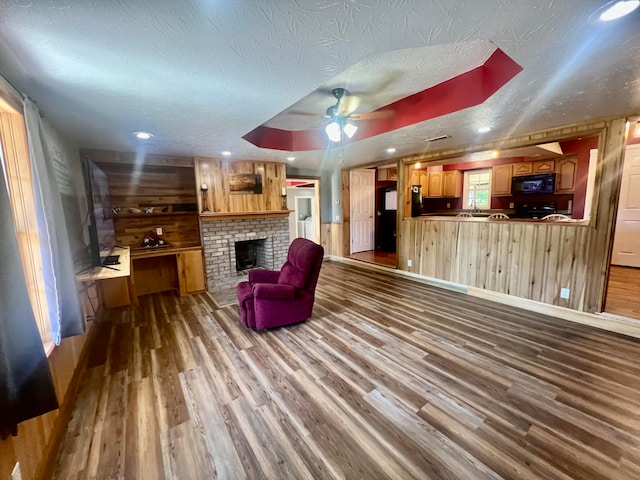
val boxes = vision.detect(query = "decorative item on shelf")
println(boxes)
[138,230,171,248]
[281,186,287,210]
[201,183,210,212]
[112,207,121,215]
[129,207,142,214]
[144,206,155,214]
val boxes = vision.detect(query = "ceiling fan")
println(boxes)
[292,87,394,142]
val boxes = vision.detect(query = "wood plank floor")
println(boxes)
[605,265,640,319]
[53,260,640,479]
[348,250,397,268]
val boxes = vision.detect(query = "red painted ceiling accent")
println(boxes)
[243,48,522,152]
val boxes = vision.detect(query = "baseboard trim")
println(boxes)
[325,255,467,294]
[327,255,640,339]
[468,287,640,339]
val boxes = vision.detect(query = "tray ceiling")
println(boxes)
[0,1,638,170]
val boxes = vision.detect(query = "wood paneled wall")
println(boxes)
[113,213,200,248]
[195,158,286,213]
[321,222,344,257]
[81,150,201,249]
[395,118,628,313]
[399,220,591,309]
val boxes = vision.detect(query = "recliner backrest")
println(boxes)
[278,238,324,291]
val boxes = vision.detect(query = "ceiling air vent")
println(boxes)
[425,134,450,143]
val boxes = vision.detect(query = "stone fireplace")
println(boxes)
[200,216,289,292]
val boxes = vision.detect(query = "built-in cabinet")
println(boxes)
[426,171,443,197]
[378,166,398,181]
[81,149,207,303]
[555,157,577,193]
[442,170,462,197]
[412,170,462,198]
[493,157,576,195]
[492,164,513,196]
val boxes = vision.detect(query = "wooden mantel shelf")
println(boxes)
[200,210,292,220]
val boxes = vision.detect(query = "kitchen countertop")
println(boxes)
[412,214,589,225]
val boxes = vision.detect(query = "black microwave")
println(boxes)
[511,173,556,194]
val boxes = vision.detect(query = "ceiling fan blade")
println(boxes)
[289,110,330,118]
[337,95,361,116]
[350,109,394,120]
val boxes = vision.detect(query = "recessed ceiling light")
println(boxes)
[386,147,397,154]
[286,156,295,161]
[133,131,154,140]
[477,126,492,133]
[600,0,639,20]
[221,151,231,156]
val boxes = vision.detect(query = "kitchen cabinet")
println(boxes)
[420,172,430,197]
[512,163,533,176]
[532,159,555,173]
[442,170,462,197]
[492,164,513,196]
[555,157,577,193]
[427,171,443,197]
[378,166,397,181]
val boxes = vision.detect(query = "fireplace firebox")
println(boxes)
[235,239,266,272]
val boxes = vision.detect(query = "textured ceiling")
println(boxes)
[0,1,639,170]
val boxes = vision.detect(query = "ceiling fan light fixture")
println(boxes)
[325,121,342,142]
[343,122,358,139]
[600,0,640,21]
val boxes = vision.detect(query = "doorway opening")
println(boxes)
[347,165,397,269]
[286,177,320,245]
[605,141,640,320]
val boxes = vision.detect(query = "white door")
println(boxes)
[350,169,375,253]
[612,144,640,267]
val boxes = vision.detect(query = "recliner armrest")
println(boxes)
[249,269,280,284]
[254,283,296,300]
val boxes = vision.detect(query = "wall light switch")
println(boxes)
[560,288,570,299]
[509,202,515,209]
[407,259,412,267]
[335,215,340,221]
[156,227,163,235]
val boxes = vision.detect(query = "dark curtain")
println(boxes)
[0,157,58,440]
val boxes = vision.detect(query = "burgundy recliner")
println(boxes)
[236,238,324,330]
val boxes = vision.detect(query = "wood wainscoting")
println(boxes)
[51,260,640,479]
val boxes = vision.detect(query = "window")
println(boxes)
[1,100,54,353]
[463,169,492,210]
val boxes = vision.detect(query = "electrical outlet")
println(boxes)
[156,227,163,235]
[407,259,412,267]
[447,202,451,208]
[509,202,515,209]
[560,288,570,299]
[335,215,340,221]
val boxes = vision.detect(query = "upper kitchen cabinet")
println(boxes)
[512,163,533,176]
[555,157,577,193]
[420,171,429,197]
[442,170,462,197]
[492,164,513,196]
[427,171,443,197]
[532,159,555,173]
[378,166,398,181]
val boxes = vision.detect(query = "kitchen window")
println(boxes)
[463,169,492,210]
